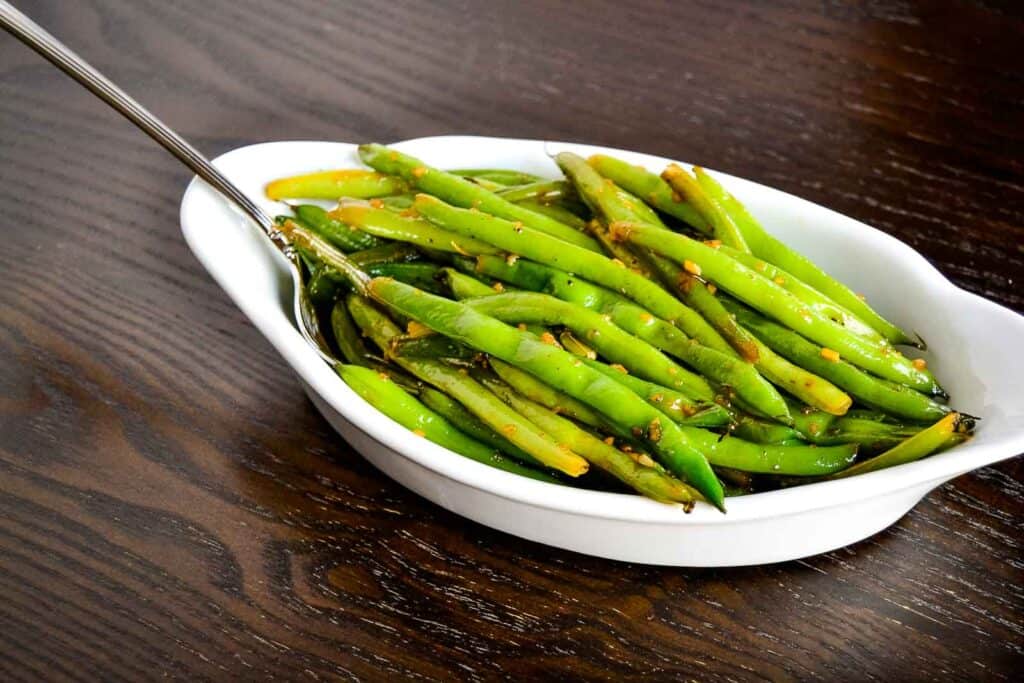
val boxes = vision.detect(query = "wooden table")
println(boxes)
[2,1,1021,679]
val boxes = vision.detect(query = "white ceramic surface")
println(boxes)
[179,136,1024,566]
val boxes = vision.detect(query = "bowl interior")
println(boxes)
[179,136,1024,522]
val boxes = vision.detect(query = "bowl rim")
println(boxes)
[179,135,1024,525]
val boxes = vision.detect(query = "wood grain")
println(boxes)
[1,0,1022,679]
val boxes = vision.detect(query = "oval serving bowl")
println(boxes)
[180,136,1024,566]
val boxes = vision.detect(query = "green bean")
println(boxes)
[723,300,950,422]
[337,364,557,483]
[419,386,540,466]
[330,300,372,366]
[290,203,383,252]
[348,242,422,267]
[489,359,607,429]
[332,201,502,256]
[358,144,602,251]
[681,429,856,476]
[829,413,967,479]
[515,199,587,230]
[347,295,589,477]
[463,255,791,421]
[364,262,446,295]
[717,243,880,341]
[389,334,477,361]
[450,168,544,186]
[444,268,505,299]
[414,194,735,356]
[811,417,924,453]
[359,276,725,508]
[673,271,853,415]
[730,415,801,445]
[380,194,417,210]
[497,180,570,203]
[691,166,917,347]
[462,291,717,401]
[662,164,750,252]
[266,169,406,200]
[613,221,942,393]
[588,221,658,277]
[481,376,702,506]
[550,160,816,418]
[587,154,708,231]
[307,263,340,305]
[788,403,839,441]
[580,359,731,428]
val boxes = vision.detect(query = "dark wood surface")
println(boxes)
[2,1,1022,680]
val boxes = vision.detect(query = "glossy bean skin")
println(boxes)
[265,169,407,200]
[362,276,726,509]
[347,296,590,477]
[462,291,717,401]
[289,204,383,252]
[829,413,968,479]
[419,386,543,466]
[337,364,559,483]
[556,151,846,418]
[358,144,602,251]
[332,202,502,256]
[661,164,750,252]
[580,359,732,428]
[724,299,950,422]
[462,255,791,422]
[587,153,708,232]
[414,194,734,355]
[614,221,942,394]
[481,376,702,505]
[692,166,917,347]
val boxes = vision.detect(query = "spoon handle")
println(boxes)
[0,1,282,246]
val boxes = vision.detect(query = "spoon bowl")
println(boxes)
[180,136,1024,566]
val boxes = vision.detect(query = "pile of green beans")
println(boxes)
[264,145,974,512]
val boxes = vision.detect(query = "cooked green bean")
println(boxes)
[682,429,857,476]
[451,168,544,186]
[347,295,590,477]
[717,242,880,340]
[266,169,406,200]
[289,203,383,252]
[513,198,587,229]
[348,242,422,267]
[461,255,791,421]
[691,166,917,347]
[829,413,968,479]
[414,194,735,355]
[462,291,717,401]
[723,300,950,422]
[497,180,569,203]
[419,386,540,466]
[338,364,558,483]
[587,153,708,231]
[358,145,602,250]
[481,376,702,506]
[674,270,853,415]
[580,359,731,428]
[333,201,502,256]
[662,164,750,252]
[330,300,372,366]
[489,358,607,429]
[613,220,942,393]
[444,268,506,299]
[357,275,726,508]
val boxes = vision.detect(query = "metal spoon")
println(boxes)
[0,1,337,366]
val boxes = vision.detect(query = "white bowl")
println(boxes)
[179,136,1024,566]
